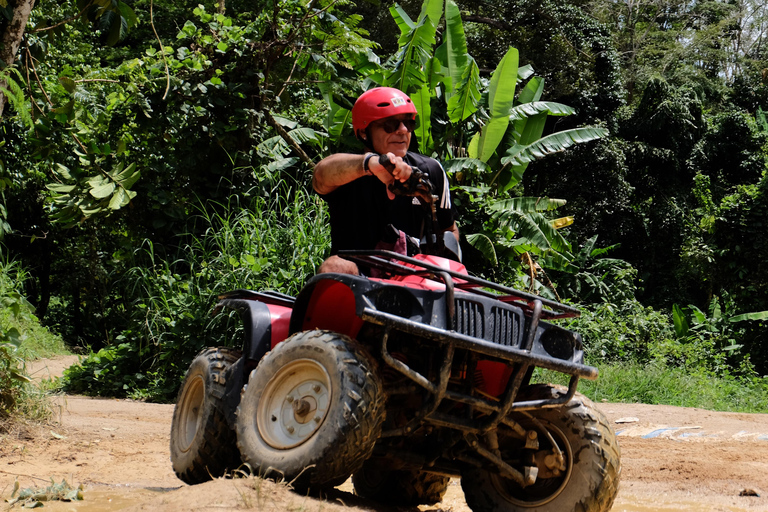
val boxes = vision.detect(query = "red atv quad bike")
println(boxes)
[169,157,621,512]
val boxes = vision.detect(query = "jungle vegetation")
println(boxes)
[1,0,767,412]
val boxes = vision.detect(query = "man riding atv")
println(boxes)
[312,86,459,274]
[170,86,621,512]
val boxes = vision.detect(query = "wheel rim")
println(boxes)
[177,374,205,453]
[491,420,573,507]
[256,358,332,449]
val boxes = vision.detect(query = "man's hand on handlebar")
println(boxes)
[368,152,412,200]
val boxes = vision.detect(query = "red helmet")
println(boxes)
[351,87,417,131]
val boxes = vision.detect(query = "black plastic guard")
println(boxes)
[218,298,273,362]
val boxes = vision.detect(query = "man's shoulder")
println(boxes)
[404,151,443,173]
[404,151,437,164]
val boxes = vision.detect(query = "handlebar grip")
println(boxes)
[376,153,433,200]
[378,153,396,174]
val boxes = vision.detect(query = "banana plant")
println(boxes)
[541,235,636,303]
[319,0,608,280]
[673,295,768,353]
[463,193,573,269]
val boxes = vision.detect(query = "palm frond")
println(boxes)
[501,127,608,167]
[508,101,575,121]
[489,196,567,213]
[465,233,498,265]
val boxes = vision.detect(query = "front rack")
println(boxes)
[339,250,580,320]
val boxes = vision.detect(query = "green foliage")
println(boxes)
[46,162,140,228]
[545,235,637,304]
[0,257,37,417]
[540,362,768,413]
[318,0,609,298]
[572,300,675,365]
[458,0,624,124]
[0,67,33,130]
[0,249,67,421]
[539,295,768,410]
[76,0,138,46]
[62,190,330,401]
[3,0,768,402]
[688,110,768,201]
[463,195,571,273]
[588,0,738,103]
[572,297,759,380]
[2,0,373,234]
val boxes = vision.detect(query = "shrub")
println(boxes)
[63,190,330,401]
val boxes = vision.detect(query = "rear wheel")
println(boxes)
[461,385,621,512]
[235,330,385,490]
[170,347,242,484]
[352,460,449,506]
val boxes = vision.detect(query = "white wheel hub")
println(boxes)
[178,375,204,452]
[257,359,332,449]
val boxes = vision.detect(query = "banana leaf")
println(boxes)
[502,127,609,167]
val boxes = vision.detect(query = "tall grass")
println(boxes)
[536,363,768,413]
[0,253,66,423]
[535,299,768,413]
[62,189,331,401]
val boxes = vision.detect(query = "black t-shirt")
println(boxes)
[321,152,456,254]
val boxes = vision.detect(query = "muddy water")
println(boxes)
[612,495,755,512]
[434,479,763,512]
[6,487,173,511]
[6,485,762,512]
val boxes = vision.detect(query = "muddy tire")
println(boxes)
[235,330,385,490]
[461,385,621,512]
[352,460,449,505]
[170,347,242,484]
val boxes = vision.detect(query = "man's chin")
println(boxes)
[385,145,408,157]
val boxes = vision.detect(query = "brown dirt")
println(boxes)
[2,356,767,511]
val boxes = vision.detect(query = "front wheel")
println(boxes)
[170,347,242,484]
[235,330,386,490]
[461,385,621,512]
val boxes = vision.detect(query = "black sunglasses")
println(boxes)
[376,117,417,133]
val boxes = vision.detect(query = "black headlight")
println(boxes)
[539,327,577,360]
[367,286,423,318]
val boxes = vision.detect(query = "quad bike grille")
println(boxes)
[454,299,523,348]
[489,306,521,347]
[454,298,483,338]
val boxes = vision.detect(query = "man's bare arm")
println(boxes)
[312,153,412,198]
[446,222,460,243]
[312,153,368,195]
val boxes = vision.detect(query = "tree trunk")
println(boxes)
[0,0,36,119]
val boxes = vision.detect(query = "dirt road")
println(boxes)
[2,356,767,511]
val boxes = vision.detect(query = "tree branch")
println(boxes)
[0,0,37,119]
[461,15,513,31]
[150,0,170,100]
[31,4,90,32]
[265,110,313,166]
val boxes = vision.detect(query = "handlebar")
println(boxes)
[378,153,433,200]
[375,153,453,258]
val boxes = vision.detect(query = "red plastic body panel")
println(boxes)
[395,254,469,275]
[476,360,514,397]
[377,254,469,290]
[298,280,364,339]
[268,304,293,349]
